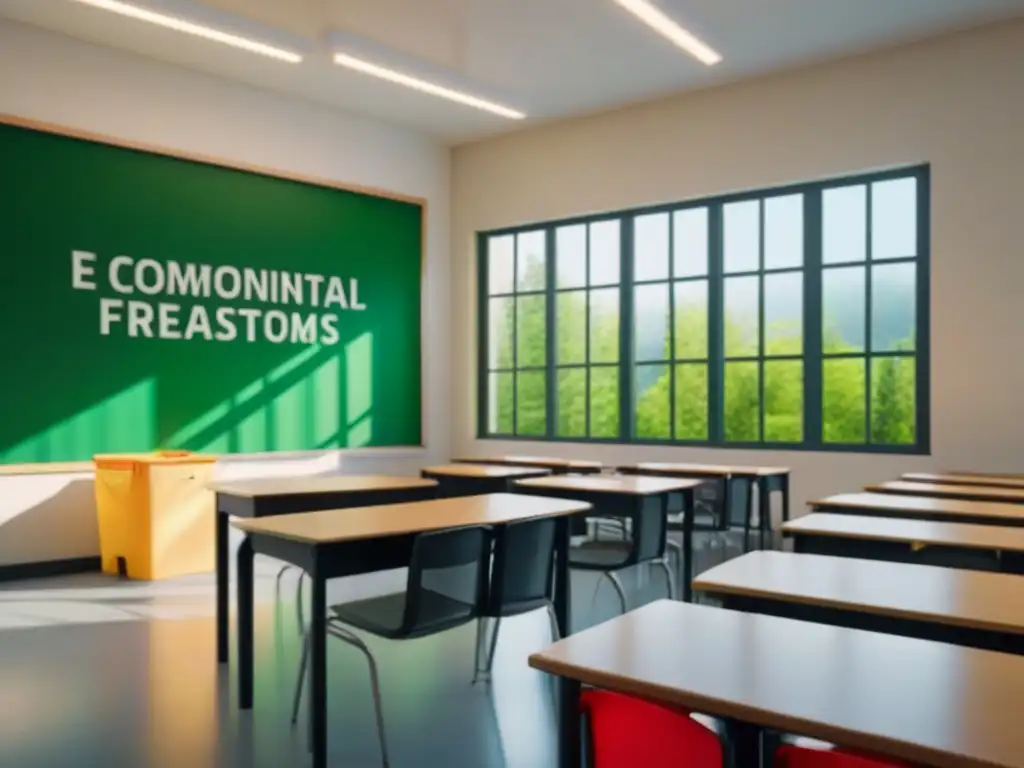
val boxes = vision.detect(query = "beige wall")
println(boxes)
[451,19,1024,519]
[0,20,448,566]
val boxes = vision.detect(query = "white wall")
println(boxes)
[451,19,1024,521]
[0,19,450,565]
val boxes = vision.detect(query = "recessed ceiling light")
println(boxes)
[614,0,722,66]
[69,0,303,63]
[333,53,526,120]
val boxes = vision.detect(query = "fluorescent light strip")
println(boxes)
[70,0,302,63]
[333,53,525,120]
[614,0,721,66]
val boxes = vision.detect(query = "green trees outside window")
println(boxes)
[480,167,928,454]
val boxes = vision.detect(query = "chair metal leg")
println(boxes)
[291,630,311,725]
[545,603,561,641]
[295,573,306,635]
[326,622,390,768]
[484,616,503,678]
[605,572,629,615]
[659,558,677,600]
[275,565,293,605]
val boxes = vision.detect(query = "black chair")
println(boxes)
[472,517,559,684]
[570,495,675,615]
[291,526,491,767]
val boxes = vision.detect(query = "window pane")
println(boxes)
[724,276,760,358]
[590,219,621,286]
[823,184,866,264]
[488,372,514,434]
[871,262,916,352]
[673,280,708,360]
[822,266,865,353]
[557,291,586,364]
[590,288,619,363]
[556,225,586,289]
[674,363,708,440]
[488,235,514,295]
[635,364,670,439]
[488,297,514,368]
[516,371,546,436]
[516,230,546,291]
[516,295,546,367]
[634,213,669,282]
[724,200,760,273]
[590,367,620,438]
[764,194,803,269]
[872,177,917,260]
[764,360,803,442]
[823,358,866,443]
[673,208,708,278]
[556,368,586,438]
[764,273,803,356]
[634,283,669,362]
[724,361,760,441]
[871,356,916,445]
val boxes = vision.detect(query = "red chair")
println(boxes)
[580,690,723,768]
[774,744,915,768]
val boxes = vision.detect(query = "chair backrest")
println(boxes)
[486,517,558,616]
[399,526,490,636]
[629,494,669,565]
[726,477,752,527]
[581,690,722,768]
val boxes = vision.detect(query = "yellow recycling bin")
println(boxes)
[94,451,218,580]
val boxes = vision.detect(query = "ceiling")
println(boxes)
[2,0,1022,144]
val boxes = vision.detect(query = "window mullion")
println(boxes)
[708,204,724,444]
[477,232,489,436]
[544,227,557,440]
[620,216,634,441]
[864,183,874,444]
[915,167,932,454]
[804,190,823,448]
[757,198,766,443]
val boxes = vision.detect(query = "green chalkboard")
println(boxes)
[0,117,423,463]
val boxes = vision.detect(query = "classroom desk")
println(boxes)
[903,472,1024,489]
[452,456,603,475]
[515,474,705,601]
[232,493,590,768]
[784,513,1024,573]
[618,462,791,549]
[421,463,550,496]
[209,474,438,664]
[809,492,1024,527]
[693,551,1024,656]
[529,599,1024,768]
[868,480,1024,505]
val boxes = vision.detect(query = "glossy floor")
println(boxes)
[0,531,750,768]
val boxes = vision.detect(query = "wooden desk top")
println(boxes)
[421,464,550,479]
[529,600,1024,768]
[904,472,1024,490]
[516,474,703,495]
[948,470,1024,480]
[784,513,1024,553]
[208,474,437,498]
[693,551,1024,636]
[810,492,1024,523]
[0,461,94,476]
[231,493,590,544]
[867,481,1024,504]
[454,456,602,470]
[619,461,789,478]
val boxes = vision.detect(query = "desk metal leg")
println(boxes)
[723,719,765,768]
[216,508,229,664]
[309,558,328,768]
[554,517,572,637]
[237,536,254,709]
[781,475,791,523]
[757,479,767,551]
[558,677,581,768]
[682,489,694,603]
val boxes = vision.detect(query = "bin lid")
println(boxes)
[94,451,218,468]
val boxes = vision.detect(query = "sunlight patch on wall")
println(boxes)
[346,332,373,447]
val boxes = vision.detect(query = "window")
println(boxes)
[478,166,930,453]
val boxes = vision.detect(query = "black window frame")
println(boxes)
[477,165,931,455]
